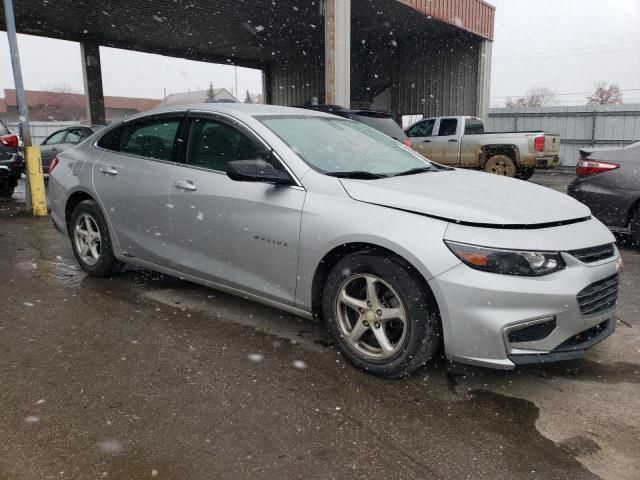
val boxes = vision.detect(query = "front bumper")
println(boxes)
[429,250,620,370]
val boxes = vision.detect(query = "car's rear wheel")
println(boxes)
[516,167,535,181]
[484,154,517,177]
[322,252,441,378]
[69,199,123,276]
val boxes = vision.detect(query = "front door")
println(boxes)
[429,118,460,165]
[169,114,305,305]
[406,118,436,160]
[92,114,184,266]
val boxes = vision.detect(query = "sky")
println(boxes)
[1,0,639,105]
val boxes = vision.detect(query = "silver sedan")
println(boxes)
[48,104,621,378]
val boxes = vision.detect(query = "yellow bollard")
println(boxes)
[25,146,48,216]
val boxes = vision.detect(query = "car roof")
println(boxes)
[127,103,337,122]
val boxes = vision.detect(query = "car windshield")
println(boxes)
[259,116,432,176]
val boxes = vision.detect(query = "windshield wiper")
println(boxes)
[390,167,434,177]
[326,171,388,179]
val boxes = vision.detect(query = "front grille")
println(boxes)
[568,243,616,264]
[556,319,611,350]
[577,275,619,315]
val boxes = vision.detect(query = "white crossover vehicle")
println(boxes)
[48,104,621,378]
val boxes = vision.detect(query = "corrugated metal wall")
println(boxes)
[396,0,495,40]
[487,104,640,166]
[267,58,325,106]
[396,33,481,117]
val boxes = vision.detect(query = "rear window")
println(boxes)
[351,113,407,141]
[464,118,485,135]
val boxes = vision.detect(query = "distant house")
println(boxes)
[160,88,238,106]
[0,89,160,124]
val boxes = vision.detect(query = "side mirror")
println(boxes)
[226,158,293,185]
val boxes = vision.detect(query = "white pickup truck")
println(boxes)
[405,116,560,179]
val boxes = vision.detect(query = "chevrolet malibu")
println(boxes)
[49,104,621,378]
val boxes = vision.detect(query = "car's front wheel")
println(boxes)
[69,199,123,276]
[322,252,441,378]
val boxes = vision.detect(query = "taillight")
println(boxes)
[49,156,60,174]
[534,136,545,152]
[576,159,619,176]
[403,139,413,148]
[0,133,19,149]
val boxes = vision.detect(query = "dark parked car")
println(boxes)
[40,125,103,171]
[568,141,640,244]
[0,120,23,198]
[300,105,411,145]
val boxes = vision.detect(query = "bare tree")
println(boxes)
[587,82,623,105]
[506,87,556,108]
[46,83,80,94]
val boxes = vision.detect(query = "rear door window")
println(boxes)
[186,118,265,172]
[437,118,458,137]
[98,117,182,162]
[464,118,485,135]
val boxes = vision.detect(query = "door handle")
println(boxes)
[174,180,197,191]
[423,139,431,143]
[448,139,458,143]
[99,167,118,176]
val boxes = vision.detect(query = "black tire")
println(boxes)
[68,199,123,277]
[631,209,640,248]
[484,154,517,177]
[322,252,441,378]
[0,186,14,198]
[515,167,535,181]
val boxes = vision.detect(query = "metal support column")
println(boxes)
[80,42,107,125]
[324,0,351,108]
[476,39,493,122]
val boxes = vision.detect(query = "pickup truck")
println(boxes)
[405,116,560,179]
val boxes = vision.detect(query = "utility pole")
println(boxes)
[3,0,31,209]
[3,0,47,215]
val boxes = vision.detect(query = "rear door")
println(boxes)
[92,113,185,266]
[406,118,436,159]
[169,113,305,305]
[429,118,460,165]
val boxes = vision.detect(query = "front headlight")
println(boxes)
[444,241,565,277]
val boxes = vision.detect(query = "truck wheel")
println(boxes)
[484,155,517,177]
[516,167,535,181]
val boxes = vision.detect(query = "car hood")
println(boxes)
[339,169,591,227]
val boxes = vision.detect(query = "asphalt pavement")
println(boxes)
[1,173,639,480]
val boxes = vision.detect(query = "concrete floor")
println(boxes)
[1,175,639,480]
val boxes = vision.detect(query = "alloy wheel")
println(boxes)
[335,274,407,359]
[74,213,102,266]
